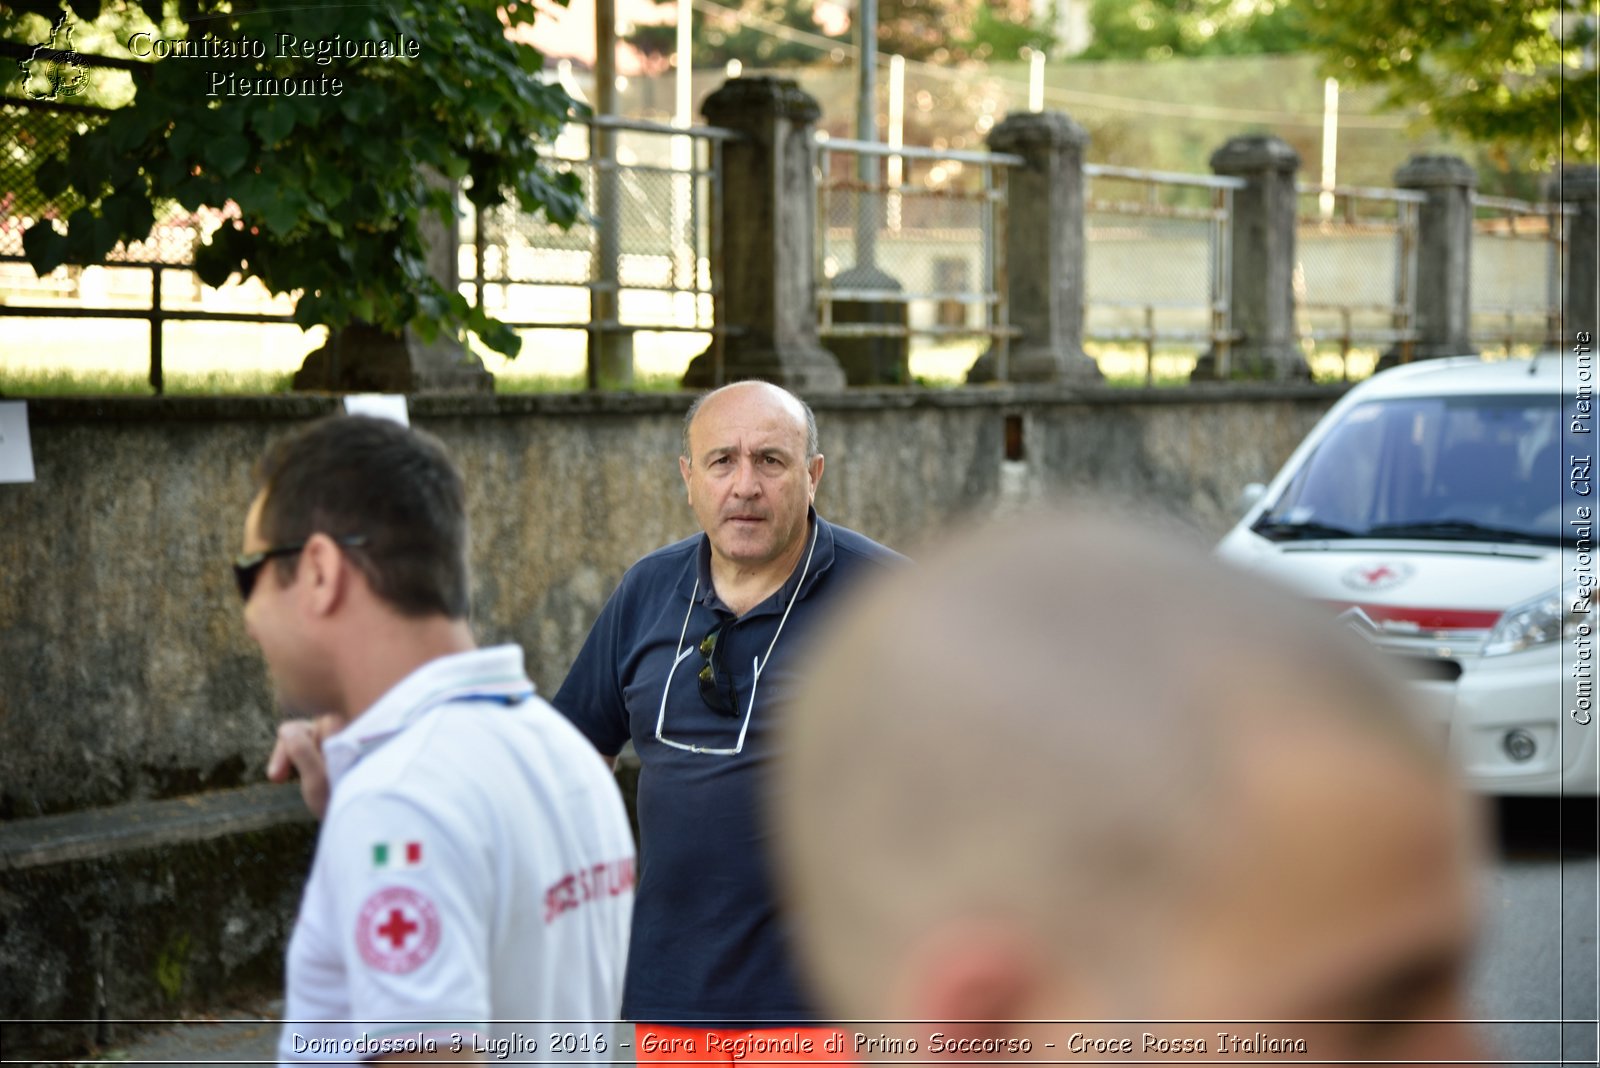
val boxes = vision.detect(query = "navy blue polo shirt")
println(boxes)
[552,513,902,1023]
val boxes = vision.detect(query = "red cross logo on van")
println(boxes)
[1341,562,1415,591]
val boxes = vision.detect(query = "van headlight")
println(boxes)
[1481,587,1587,657]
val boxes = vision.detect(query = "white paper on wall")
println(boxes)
[0,401,37,484]
[342,394,410,427]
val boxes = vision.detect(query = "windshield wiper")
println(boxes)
[1365,519,1555,545]
[1251,517,1359,541]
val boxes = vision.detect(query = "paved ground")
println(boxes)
[81,1003,281,1066]
[1468,799,1599,1066]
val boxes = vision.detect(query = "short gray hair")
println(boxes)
[775,508,1469,1018]
[681,382,820,462]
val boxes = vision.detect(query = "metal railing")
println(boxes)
[813,137,1022,372]
[2,98,300,393]
[1470,193,1567,354]
[5,106,739,391]
[1295,182,1424,378]
[1083,164,1244,383]
[467,114,742,386]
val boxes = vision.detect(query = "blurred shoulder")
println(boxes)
[822,517,907,570]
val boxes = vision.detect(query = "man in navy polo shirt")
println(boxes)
[553,381,901,1056]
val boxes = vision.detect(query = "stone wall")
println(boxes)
[1,385,1339,820]
[0,385,1339,1047]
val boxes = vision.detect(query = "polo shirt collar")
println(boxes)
[322,644,535,791]
[684,508,837,616]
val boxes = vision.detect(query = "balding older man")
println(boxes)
[553,382,902,1055]
[776,513,1488,1064]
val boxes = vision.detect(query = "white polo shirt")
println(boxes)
[278,645,634,1065]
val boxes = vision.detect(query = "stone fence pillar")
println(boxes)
[682,78,845,389]
[1195,134,1307,381]
[1383,154,1476,366]
[1553,165,1600,348]
[968,111,1101,383]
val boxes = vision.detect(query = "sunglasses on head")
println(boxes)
[233,534,369,601]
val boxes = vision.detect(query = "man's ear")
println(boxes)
[299,533,353,618]
[896,920,1047,1033]
[807,454,824,500]
[679,455,693,501]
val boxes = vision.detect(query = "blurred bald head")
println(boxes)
[775,512,1483,1048]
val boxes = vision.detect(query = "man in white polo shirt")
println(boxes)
[240,416,634,1064]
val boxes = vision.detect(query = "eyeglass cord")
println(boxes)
[657,522,820,755]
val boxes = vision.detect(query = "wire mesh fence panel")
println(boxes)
[815,140,1008,339]
[3,98,310,396]
[1081,166,1238,381]
[469,119,723,333]
[1471,197,1563,355]
[3,101,90,260]
[3,101,224,269]
[1293,186,1420,361]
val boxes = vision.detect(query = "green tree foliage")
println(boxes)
[12,0,582,357]
[1079,0,1311,60]
[961,4,1058,64]
[879,0,1054,62]
[624,0,1051,69]
[626,0,844,70]
[1299,0,1596,168]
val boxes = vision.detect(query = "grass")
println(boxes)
[0,367,696,397]
[0,368,294,397]
[3,342,1411,397]
[0,363,1234,395]
[493,370,689,394]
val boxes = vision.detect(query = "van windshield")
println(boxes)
[1253,394,1580,546]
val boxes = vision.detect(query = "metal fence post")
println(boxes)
[149,265,164,395]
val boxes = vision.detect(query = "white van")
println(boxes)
[1218,352,1599,796]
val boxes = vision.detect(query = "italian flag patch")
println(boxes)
[373,841,424,870]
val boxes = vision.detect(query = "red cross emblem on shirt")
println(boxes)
[377,908,419,949]
[356,886,440,974]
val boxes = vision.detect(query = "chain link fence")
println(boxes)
[814,137,1016,380]
[1470,194,1565,355]
[1083,164,1241,383]
[3,96,300,391]
[467,115,731,380]
[4,87,1586,391]
[1294,183,1422,379]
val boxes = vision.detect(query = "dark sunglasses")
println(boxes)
[233,534,369,601]
[696,624,739,717]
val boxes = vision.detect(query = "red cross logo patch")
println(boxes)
[355,886,440,974]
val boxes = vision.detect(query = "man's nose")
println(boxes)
[731,458,762,496]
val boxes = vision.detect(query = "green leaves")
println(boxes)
[33,156,69,200]
[1081,0,1311,61]
[193,239,237,289]
[210,133,250,177]
[17,0,581,358]
[250,105,297,146]
[1300,0,1595,167]
[101,188,155,240]
[22,222,69,276]
[257,190,305,237]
